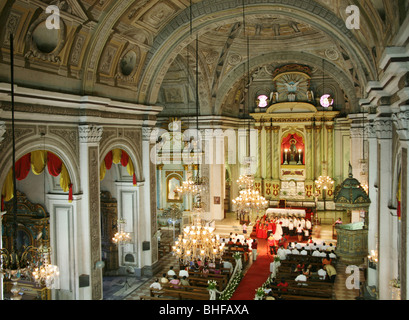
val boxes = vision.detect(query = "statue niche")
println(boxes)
[281,133,305,166]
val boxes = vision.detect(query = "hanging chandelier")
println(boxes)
[232,187,269,212]
[112,219,132,244]
[315,175,334,190]
[172,214,225,265]
[32,245,60,289]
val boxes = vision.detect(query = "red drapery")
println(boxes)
[120,151,129,167]
[104,151,113,170]
[15,153,31,181]
[102,149,137,186]
[47,152,63,177]
[281,133,305,165]
[2,151,73,207]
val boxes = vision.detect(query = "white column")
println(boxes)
[375,118,393,300]
[78,125,103,300]
[141,127,158,270]
[365,119,378,288]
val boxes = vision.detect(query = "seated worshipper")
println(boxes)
[320,242,328,251]
[277,245,287,261]
[179,267,189,278]
[265,291,275,300]
[304,243,312,251]
[322,254,332,266]
[317,267,327,280]
[160,273,169,284]
[295,242,303,250]
[302,265,311,277]
[295,262,305,273]
[223,260,233,274]
[326,243,336,253]
[324,264,337,283]
[295,271,308,285]
[300,248,308,255]
[284,246,292,256]
[169,275,180,289]
[320,251,327,257]
[291,247,300,255]
[150,278,162,290]
[227,238,235,245]
[201,266,210,278]
[167,266,176,279]
[312,249,321,257]
[311,242,317,250]
[329,252,337,259]
[307,236,314,244]
[277,278,289,292]
[180,276,190,286]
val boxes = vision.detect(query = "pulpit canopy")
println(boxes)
[334,163,371,210]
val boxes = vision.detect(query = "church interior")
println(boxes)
[0,0,408,301]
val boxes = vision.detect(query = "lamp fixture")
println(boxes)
[320,59,334,108]
[112,219,132,244]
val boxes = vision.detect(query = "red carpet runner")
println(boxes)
[230,239,275,300]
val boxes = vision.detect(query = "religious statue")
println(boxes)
[289,138,297,164]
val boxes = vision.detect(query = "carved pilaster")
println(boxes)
[88,146,102,300]
[79,125,103,143]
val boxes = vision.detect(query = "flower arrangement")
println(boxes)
[207,280,218,290]
[255,287,265,298]
[218,271,244,300]
[389,279,400,288]
[274,256,280,262]
[232,252,242,260]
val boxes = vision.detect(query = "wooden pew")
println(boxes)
[150,286,209,300]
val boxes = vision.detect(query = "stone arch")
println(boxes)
[138,0,375,106]
[99,138,143,182]
[0,133,81,196]
[216,51,357,115]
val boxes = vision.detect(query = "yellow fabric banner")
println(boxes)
[1,169,13,202]
[31,150,47,175]
[100,161,106,181]
[60,163,71,192]
[112,149,122,164]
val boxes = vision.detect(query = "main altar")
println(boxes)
[250,64,340,207]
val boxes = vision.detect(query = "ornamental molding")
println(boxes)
[79,125,103,143]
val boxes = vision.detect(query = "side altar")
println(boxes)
[250,64,342,207]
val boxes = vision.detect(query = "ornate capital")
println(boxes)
[142,127,153,142]
[364,122,377,139]
[79,125,103,143]
[374,119,393,140]
[392,111,409,141]
[350,127,364,138]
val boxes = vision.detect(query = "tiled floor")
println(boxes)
[103,212,359,300]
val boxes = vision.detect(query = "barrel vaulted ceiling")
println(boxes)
[0,0,406,117]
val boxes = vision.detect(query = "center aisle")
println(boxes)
[230,239,274,300]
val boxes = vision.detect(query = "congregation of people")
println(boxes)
[149,212,339,300]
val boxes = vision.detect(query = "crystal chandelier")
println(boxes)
[315,175,334,190]
[112,219,132,244]
[32,245,60,289]
[172,213,225,265]
[232,188,269,212]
